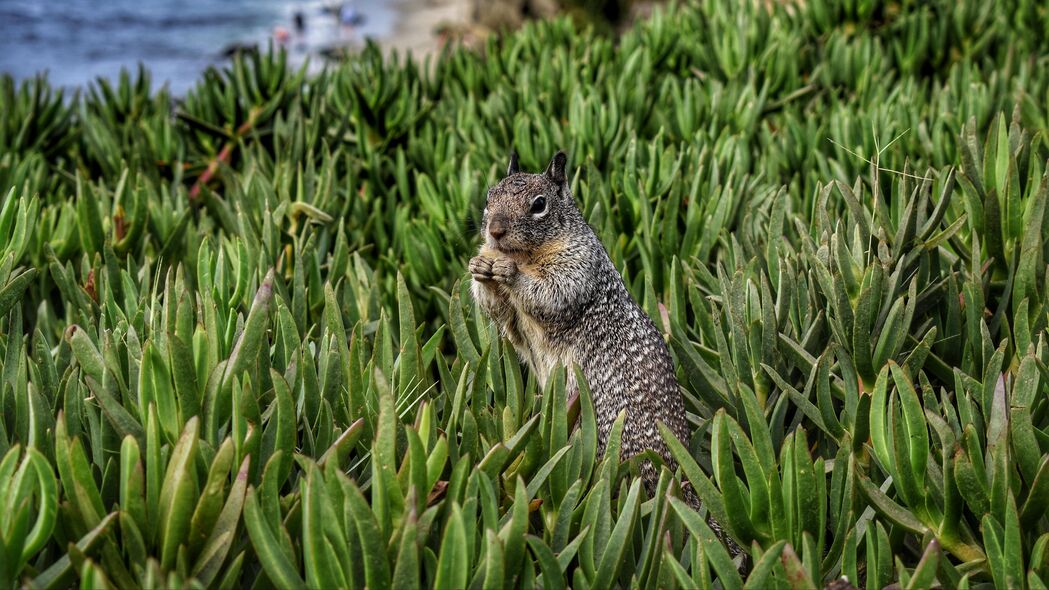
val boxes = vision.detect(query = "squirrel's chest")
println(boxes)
[510,310,575,388]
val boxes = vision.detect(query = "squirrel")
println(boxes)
[469,151,743,558]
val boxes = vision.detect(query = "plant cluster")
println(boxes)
[2,0,1049,587]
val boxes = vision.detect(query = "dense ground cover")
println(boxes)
[2,0,1049,587]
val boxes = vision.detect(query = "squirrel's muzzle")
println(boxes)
[488,215,509,240]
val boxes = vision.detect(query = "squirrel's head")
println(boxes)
[481,151,577,255]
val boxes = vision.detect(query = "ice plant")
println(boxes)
[1,0,1048,587]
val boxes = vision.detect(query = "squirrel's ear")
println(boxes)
[506,151,520,176]
[545,151,568,184]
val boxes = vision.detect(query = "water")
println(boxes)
[0,0,398,95]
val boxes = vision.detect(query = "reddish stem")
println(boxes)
[189,106,262,200]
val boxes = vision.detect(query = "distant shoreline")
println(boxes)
[0,0,474,96]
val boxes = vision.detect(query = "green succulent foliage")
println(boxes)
[1,0,1049,588]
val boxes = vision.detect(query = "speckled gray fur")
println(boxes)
[469,152,742,557]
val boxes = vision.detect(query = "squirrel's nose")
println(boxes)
[488,216,509,240]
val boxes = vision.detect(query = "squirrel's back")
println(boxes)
[566,244,691,458]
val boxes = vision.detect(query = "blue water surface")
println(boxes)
[0,0,397,95]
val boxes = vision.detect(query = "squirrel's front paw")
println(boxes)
[491,258,518,284]
[469,255,495,282]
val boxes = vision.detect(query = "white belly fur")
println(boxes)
[475,245,578,392]
[508,309,578,397]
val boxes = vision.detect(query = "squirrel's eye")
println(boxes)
[530,195,547,216]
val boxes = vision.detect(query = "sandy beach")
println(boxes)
[378,0,474,58]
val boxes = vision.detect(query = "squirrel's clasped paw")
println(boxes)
[491,258,518,284]
[471,255,518,285]
[469,255,495,282]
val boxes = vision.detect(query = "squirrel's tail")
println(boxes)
[679,482,746,559]
[639,458,747,561]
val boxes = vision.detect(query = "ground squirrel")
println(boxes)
[469,151,742,557]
